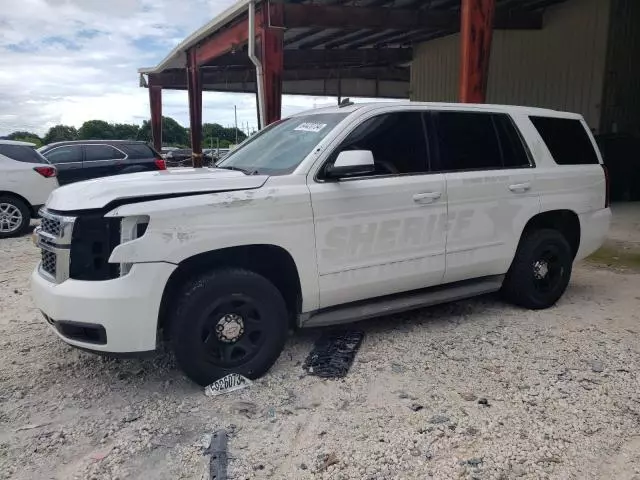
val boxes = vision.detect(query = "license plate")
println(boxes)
[204,373,252,397]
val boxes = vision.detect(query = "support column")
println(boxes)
[459,0,496,103]
[149,85,162,153]
[187,49,203,167]
[261,3,284,125]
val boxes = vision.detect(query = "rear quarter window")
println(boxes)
[530,116,600,165]
[0,144,48,164]
[120,143,156,159]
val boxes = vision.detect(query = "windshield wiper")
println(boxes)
[217,166,260,175]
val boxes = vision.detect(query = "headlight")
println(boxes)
[119,215,149,276]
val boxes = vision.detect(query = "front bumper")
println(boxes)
[31,262,176,353]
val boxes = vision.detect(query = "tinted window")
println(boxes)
[436,112,501,171]
[493,114,531,168]
[325,112,428,177]
[85,145,125,161]
[121,143,155,159]
[530,116,599,165]
[44,145,83,164]
[0,144,47,164]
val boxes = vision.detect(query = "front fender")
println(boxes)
[106,186,320,311]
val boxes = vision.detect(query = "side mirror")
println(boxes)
[327,150,375,178]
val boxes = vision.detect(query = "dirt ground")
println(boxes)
[1,204,639,480]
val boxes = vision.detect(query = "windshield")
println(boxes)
[217,113,348,175]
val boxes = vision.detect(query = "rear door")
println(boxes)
[431,110,540,283]
[83,144,127,180]
[42,144,84,185]
[309,110,448,308]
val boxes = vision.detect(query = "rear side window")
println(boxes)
[493,115,531,168]
[435,112,530,171]
[530,116,599,165]
[0,144,47,164]
[85,145,125,162]
[121,143,156,159]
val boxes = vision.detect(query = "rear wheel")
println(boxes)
[502,229,573,310]
[169,268,288,386]
[0,196,30,239]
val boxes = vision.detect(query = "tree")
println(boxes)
[78,120,115,140]
[6,131,43,147]
[138,116,189,147]
[202,123,247,148]
[112,123,140,140]
[43,125,78,145]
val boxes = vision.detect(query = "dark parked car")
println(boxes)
[38,140,165,185]
[164,148,193,167]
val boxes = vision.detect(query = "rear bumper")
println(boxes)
[576,208,611,261]
[31,262,176,353]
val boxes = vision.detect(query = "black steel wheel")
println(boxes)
[502,229,573,310]
[170,268,288,386]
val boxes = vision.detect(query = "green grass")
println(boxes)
[586,243,640,271]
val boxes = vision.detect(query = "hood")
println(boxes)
[46,168,269,211]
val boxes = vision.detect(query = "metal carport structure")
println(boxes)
[139,0,566,167]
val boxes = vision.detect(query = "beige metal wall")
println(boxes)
[411,0,612,131]
[600,0,640,135]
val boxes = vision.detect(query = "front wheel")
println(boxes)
[169,268,288,386]
[502,229,573,310]
[0,196,31,239]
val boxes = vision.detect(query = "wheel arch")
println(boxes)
[0,190,35,215]
[158,244,303,339]
[519,209,581,258]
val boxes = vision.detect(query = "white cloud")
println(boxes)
[0,0,389,138]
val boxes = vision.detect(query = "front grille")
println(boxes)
[41,250,56,277]
[41,216,62,237]
[36,210,75,284]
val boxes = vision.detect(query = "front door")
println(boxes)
[308,111,448,309]
[431,110,541,283]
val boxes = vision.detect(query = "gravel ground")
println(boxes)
[1,205,640,480]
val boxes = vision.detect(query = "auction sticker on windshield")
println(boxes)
[294,122,327,133]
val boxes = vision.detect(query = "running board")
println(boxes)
[302,275,504,328]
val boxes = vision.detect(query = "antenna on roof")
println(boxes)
[339,98,354,108]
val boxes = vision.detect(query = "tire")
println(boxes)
[0,195,31,239]
[502,229,573,310]
[169,268,288,386]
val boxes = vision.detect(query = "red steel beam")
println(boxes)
[459,0,496,103]
[261,2,284,125]
[194,10,264,66]
[149,85,162,153]
[187,50,203,167]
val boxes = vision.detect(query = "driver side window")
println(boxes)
[321,112,429,179]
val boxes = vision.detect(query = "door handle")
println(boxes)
[413,192,441,204]
[509,182,531,193]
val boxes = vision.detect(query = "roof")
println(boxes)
[290,100,576,117]
[41,140,148,149]
[0,139,36,146]
[139,0,568,99]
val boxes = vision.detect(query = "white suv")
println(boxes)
[0,140,58,238]
[31,102,610,385]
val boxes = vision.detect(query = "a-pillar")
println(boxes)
[149,85,162,153]
[459,0,496,103]
[261,3,284,126]
[187,49,203,167]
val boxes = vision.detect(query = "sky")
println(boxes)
[0,0,357,137]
